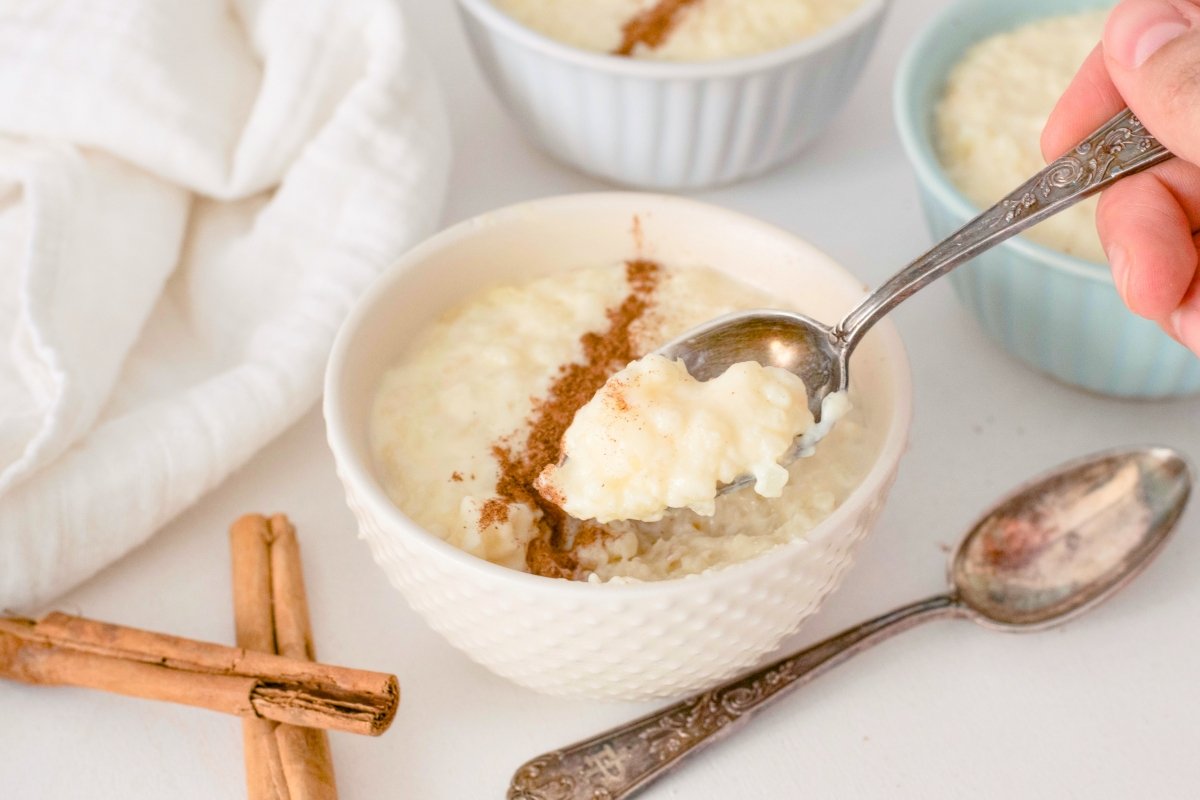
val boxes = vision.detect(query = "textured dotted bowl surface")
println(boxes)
[455,0,889,190]
[324,193,912,700]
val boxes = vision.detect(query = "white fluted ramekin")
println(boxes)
[324,193,911,700]
[894,0,1200,398]
[455,0,889,190]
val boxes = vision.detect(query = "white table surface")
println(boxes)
[5,1,1199,797]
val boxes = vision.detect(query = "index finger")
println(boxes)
[1040,44,1127,161]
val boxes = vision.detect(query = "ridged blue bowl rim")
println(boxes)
[892,0,1117,285]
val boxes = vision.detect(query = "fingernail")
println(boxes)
[1135,21,1189,66]
[1106,243,1132,299]
[1107,3,1191,69]
[1170,305,1200,352]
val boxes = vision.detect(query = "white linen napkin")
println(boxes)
[0,0,450,609]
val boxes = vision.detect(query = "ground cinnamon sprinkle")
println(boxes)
[614,0,702,56]
[478,498,510,528]
[450,471,463,482]
[631,215,645,254]
[607,383,631,413]
[486,260,661,578]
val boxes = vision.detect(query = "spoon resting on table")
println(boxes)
[509,445,1192,800]
[657,108,1171,495]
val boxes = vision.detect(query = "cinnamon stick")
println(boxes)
[269,516,337,799]
[232,514,338,800]
[232,514,290,800]
[0,613,398,736]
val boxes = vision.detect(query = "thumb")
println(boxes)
[1104,0,1200,163]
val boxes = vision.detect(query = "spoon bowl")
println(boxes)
[953,445,1191,630]
[657,309,842,421]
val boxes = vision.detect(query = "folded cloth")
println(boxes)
[0,0,450,608]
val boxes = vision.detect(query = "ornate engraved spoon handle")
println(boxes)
[838,107,1172,351]
[508,595,962,800]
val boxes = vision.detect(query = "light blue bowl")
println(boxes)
[893,0,1200,398]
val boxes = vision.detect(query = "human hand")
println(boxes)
[1042,0,1200,355]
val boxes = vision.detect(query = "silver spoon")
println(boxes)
[508,445,1192,800]
[658,109,1171,493]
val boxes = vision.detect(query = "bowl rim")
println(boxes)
[324,191,913,596]
[454,0,891,79]
[891,0,1115,284]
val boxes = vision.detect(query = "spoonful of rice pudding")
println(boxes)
[534,352,850,523]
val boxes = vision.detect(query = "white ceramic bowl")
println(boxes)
[455,0,890,190]
[324,193,912,700]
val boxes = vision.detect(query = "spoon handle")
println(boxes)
[836,107,1171,352]
[507,594,962,800]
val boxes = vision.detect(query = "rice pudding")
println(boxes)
[535,354,814,522]
[492,0,865,61]
[369,261,873,582]
[935,10,1108,263]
